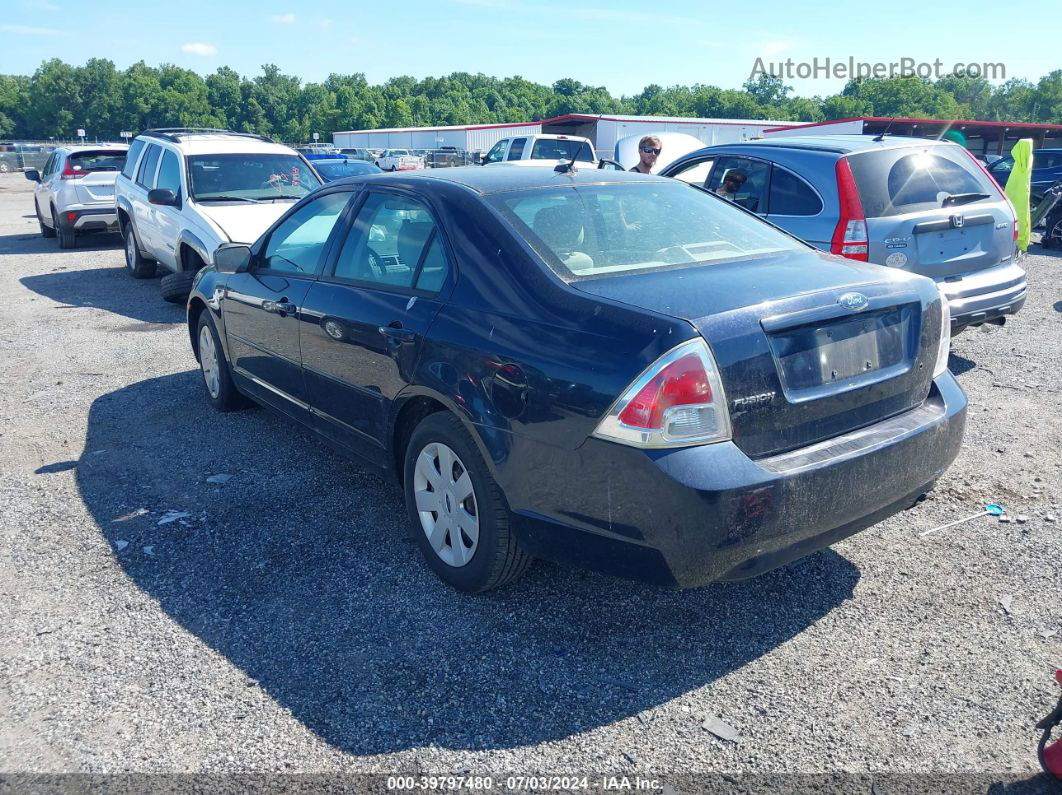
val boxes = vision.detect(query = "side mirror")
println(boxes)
[24,169,40,182]
[214,244,252,274]
[148,188,178,207]
[597,159,624,171]
[480,154,488,166]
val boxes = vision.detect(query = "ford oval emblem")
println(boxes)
[838,292,869,311]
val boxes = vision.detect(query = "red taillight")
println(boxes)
[60,163,85,180]
[959,148,1018,242]
[617,353,712,429]
[831,157,869,261]
[594,339,731,448]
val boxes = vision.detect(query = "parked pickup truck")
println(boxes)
[375,149,424,172]
[482,134,596,166]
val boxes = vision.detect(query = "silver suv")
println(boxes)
[114,128,322,303]
[661,135,1026,334]
[25,144,128,249]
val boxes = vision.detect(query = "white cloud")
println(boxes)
[310,17,332,29]
[1,23,66,35]
[24,0,59,10]
[181,42,218,56]
[269,12,296,24]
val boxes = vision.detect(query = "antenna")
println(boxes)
[554,141,584,175]
[873,119,895,142]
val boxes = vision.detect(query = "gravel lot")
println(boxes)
[1,172,1060,785]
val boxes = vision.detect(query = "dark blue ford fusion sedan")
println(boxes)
[187,166,966,592]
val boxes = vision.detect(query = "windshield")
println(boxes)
[847,145,997,218]
[186,154,322,201]
[489,182,804,281]
[68,150,127,173]
[530,139,594,162]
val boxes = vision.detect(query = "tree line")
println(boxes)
[1,58,1061,143]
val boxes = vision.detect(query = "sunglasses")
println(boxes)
[640,146,661,155]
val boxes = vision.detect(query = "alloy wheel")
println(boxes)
[125,230,137,270]
[199,324,221,399]
[413,442,479,567]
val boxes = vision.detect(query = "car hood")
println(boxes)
[194,202,293,244]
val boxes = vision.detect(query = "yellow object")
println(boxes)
[1003,138,1033,252]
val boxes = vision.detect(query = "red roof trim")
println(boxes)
[763,116,1062,134]
[541,113,799,128]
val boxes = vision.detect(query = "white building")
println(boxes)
[334,113,799,154]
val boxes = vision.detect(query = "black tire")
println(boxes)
[160,270,196,303]
[53,208,76,249]
[403,412,532,592]
[390,165,397,172]
[123,224,156,278]
[36,201,55,238]
[196,311,249,412]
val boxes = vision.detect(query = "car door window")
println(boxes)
[669,158,715,187]
[768,166,823,216]
[42,153,56,177]
[136,144,162,188]
[507,138,527,161]
[707,156,770,213]
[484,140,508,164]
[332,192,450,291]
[122,139,145,180]
[261,192,351,275]
[156,150,182,196]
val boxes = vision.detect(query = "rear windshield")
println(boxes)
[186,154,322,201]
[847,145,998,218]
[68,150,127,173]
[488,181,804,281]
[530,139,594,162]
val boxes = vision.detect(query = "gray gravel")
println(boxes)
[1,171,1060,779]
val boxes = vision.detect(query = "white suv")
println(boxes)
[481,134,596,167]
[26,144,128,249]
[114,129,322,303]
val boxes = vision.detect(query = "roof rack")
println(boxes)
[139,128,275,144]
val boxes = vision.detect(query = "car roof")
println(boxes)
[329,165,670,195]
[147,137,300,156]
[711,134,958,155]
[57,143,128,153]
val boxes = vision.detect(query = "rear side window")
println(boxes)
[1037,152,1062,169]
[136,144,162,188]
[768,167,823,216]
[122,139,145,179]
[507,138,527,160]
[847,146,996,218]
[68,150,126,174]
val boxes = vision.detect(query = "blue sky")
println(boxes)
[2,0,1058,98]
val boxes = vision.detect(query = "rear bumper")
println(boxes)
[937,260,1026,330]
[503,373,966,588]
[58,207,119,233]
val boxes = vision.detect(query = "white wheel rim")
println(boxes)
[413,442,479,567]
[199,325,221,399]
[126,232,136,269]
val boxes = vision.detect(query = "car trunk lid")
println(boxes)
[573,250,940,458]
[73,170,119,204]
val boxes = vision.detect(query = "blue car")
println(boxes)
[314,158,383,182]
[188,167,965,592]
[986,148,1062,198]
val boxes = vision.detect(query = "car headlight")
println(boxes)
[933,288,951,378]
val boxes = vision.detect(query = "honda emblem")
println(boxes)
[950,214,965,228]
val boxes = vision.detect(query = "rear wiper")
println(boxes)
[195,195,261,204]
[942,192,990,208]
